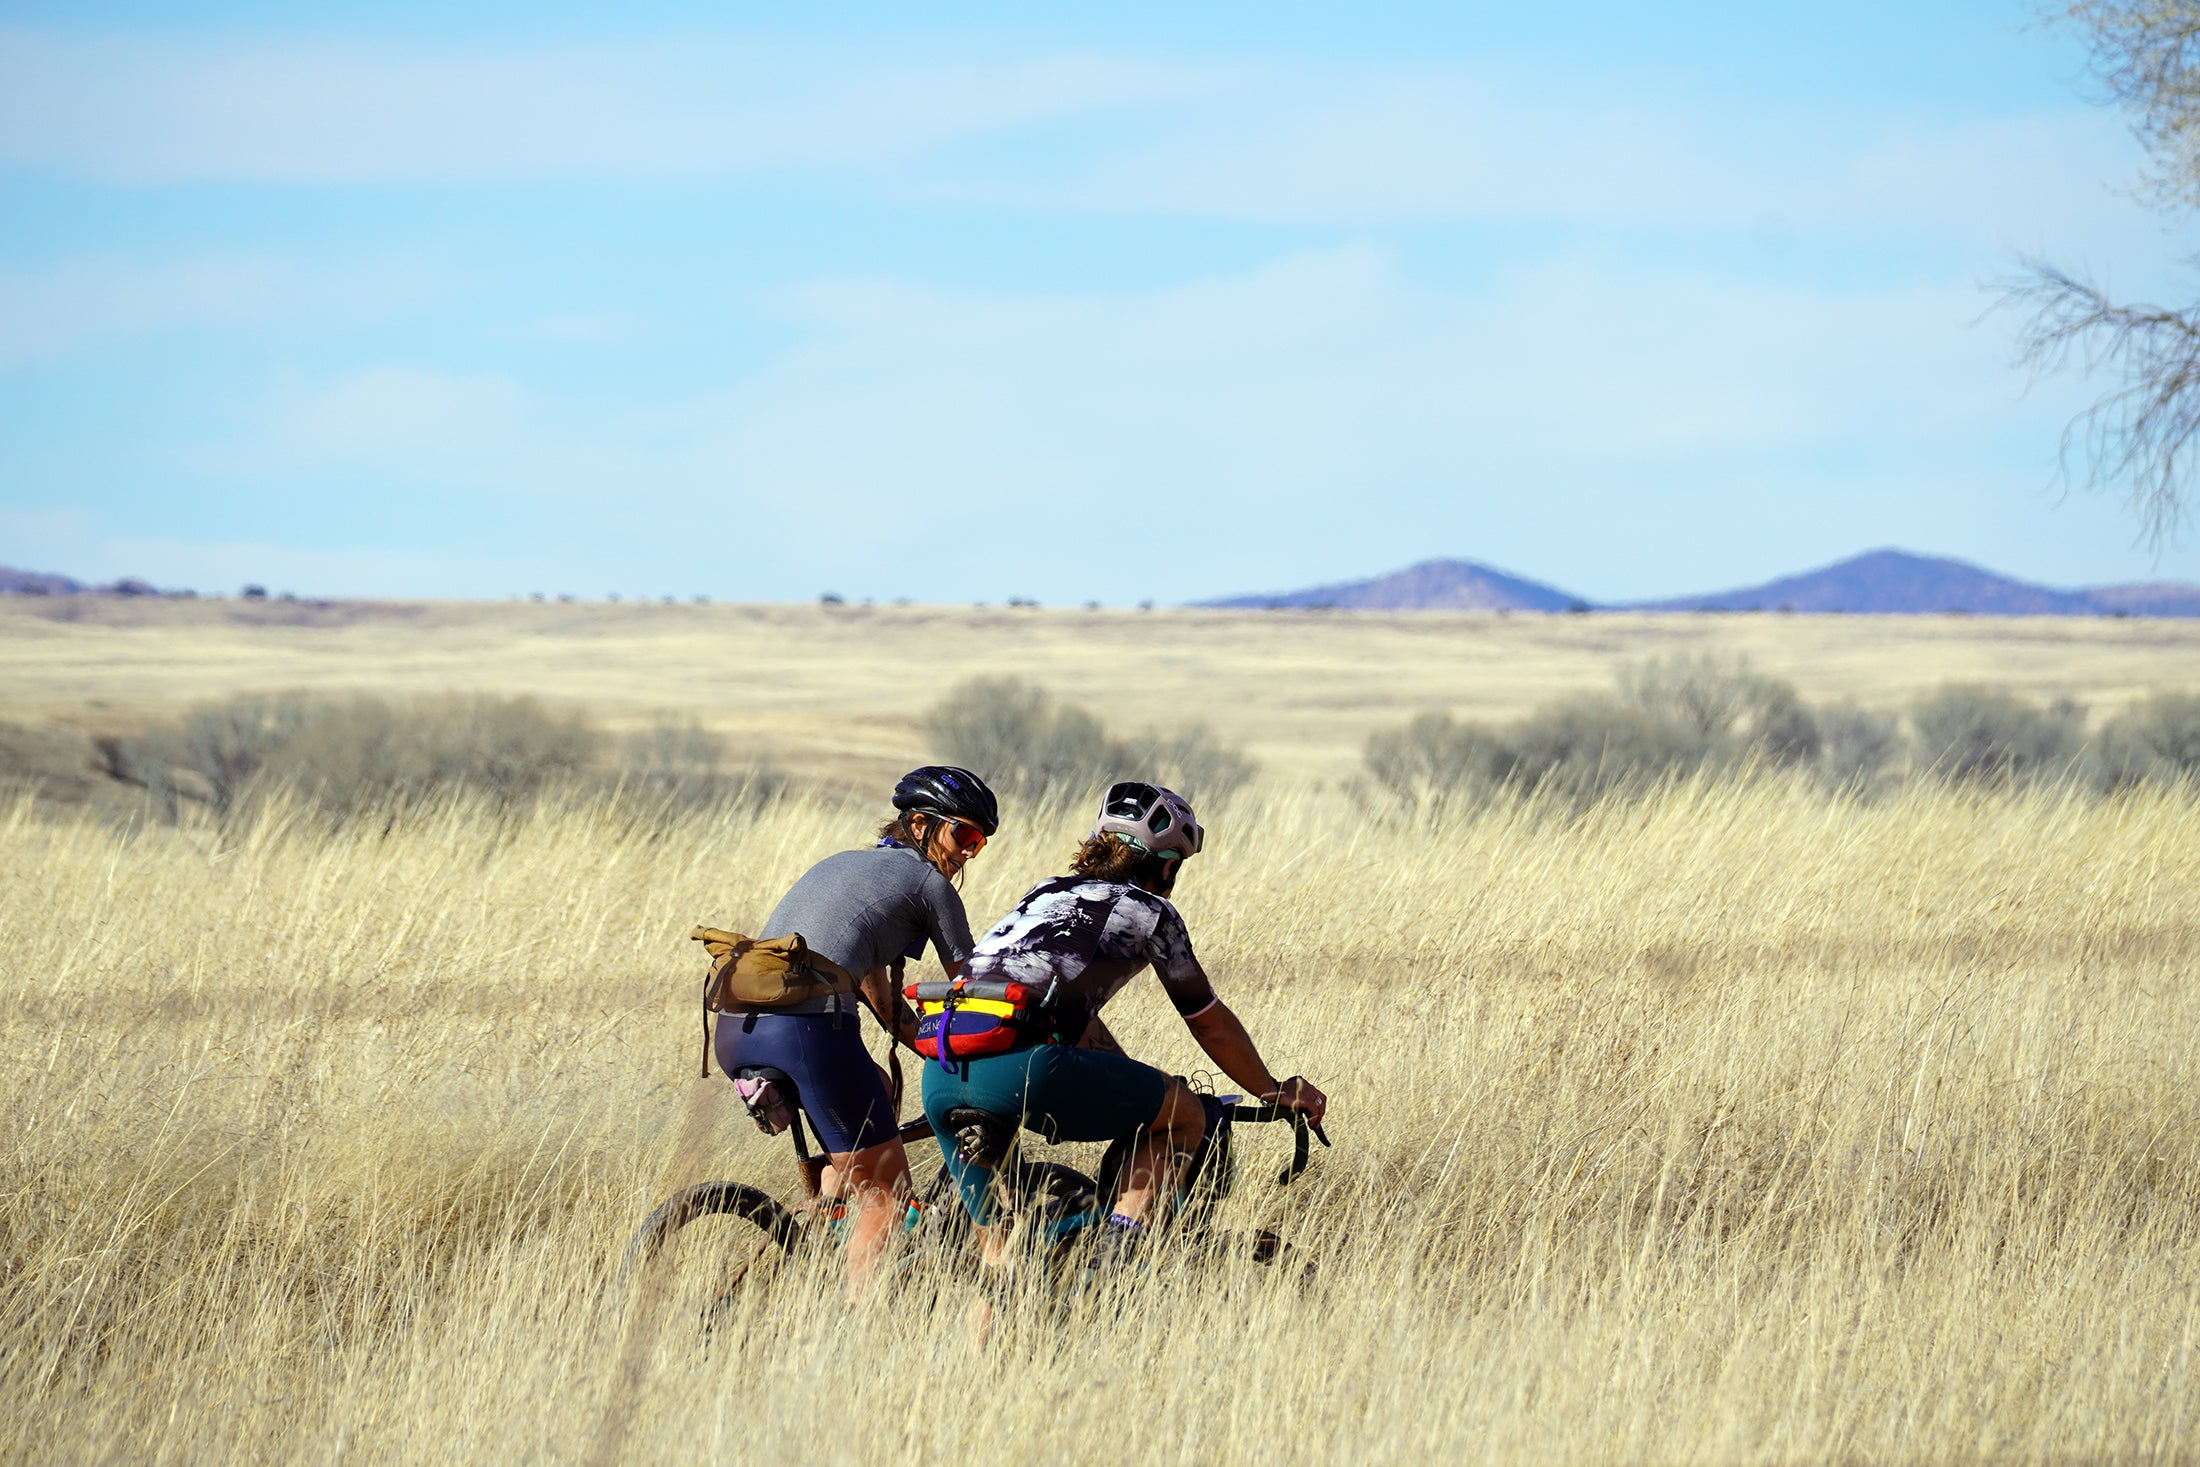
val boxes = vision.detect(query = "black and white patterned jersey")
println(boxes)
[963,876,1217,1038]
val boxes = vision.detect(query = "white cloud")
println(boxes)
[251,366,529,468]
[7,28,2183,597]
[909,68,2161,260]
[0,27,2164,262]
[0,28,1203,184]
[0,254,442,367]
[162,244,2110,599]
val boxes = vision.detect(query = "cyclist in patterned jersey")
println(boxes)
[921,781,1327,1258]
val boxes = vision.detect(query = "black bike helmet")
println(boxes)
[892,765,1000,835]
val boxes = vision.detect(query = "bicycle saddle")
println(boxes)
[728,1066,799,1137]
[941,1107,1017,1168]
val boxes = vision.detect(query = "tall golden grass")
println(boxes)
[2,775,2196,1462]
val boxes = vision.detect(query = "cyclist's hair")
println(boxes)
[879,812,964,883]
[1071,833,1176,892]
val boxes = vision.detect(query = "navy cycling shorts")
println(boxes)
[920,1044,1171,1224]
[714,1010,899,1156]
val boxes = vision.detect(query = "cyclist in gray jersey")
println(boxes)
[921,782,1326,1260]
[715,765,996,1297]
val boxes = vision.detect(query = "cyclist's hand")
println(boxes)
[1265,1075,1327,1126]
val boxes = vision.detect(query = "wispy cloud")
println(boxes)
[0,254,443,367]
[3,22,2182,598]
[171,245,2073,600]
[0,28,1201,184]
[0,27,2154,258]
[250,366,528,468]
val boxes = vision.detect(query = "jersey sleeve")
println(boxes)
[918,870,978,965]
[1146,901,1217,1016]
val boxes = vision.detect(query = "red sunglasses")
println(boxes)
[927,813,986,855]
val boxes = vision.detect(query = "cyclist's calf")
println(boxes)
[1112,1078,1207,1226]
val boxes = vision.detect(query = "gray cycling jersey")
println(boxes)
[761,845,977,1014]
[962,876,1216,1040]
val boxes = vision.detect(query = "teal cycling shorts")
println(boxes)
[920,1044,1171,1224]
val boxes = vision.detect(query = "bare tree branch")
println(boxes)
[2000,3,2200,547]
[2067,1,2200,211]
[2005,257,2200,546]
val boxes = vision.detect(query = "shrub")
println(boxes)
[622,716,724,801]
[95,692,607,823]
[1910,685,2086,786]
[263,694,602,818]
[97,693,315,818]
[1618,652,1820,765]
[1364,712,1514,819]
[1814,703,1905,794]
[1361,656,1818,817]
[0,721,106,807]
[618,716,784,811]
[2090,691,2200,790]
[922,676,1256,804]
[1123,724,1259,805]
[1505,694,1709,805]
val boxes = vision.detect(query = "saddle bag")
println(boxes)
[690,926,860,1076]
[904,976,1058,1062]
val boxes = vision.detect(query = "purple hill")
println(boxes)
[2085,581,2200,617]
[0,566,85,596]
[1203,548,2198,616]
[1623,549,2101,615]
[1201,558,1588,612]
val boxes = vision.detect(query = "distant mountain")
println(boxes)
[1205,549,2199,617]
[1201,558,1589,612]
[1626,549,2199,616]
[2085,581,2200,618]
[0,566,85,596]
[0,565,174,598]
[1624,549,2102,615]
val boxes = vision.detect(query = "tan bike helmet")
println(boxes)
[1093,781,1204,864]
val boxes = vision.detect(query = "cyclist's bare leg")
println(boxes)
[817,1063,898,1203]
[830,1135,912,1300]
[1109,1078,1206,1225]
[964,1198,1014,1356]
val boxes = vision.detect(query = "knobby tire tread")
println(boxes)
[623,1180,804,1277]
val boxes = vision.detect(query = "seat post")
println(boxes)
[788,1113,825,1199]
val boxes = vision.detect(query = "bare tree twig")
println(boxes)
[1998,3,2200,547]
[2004,257,2200,547]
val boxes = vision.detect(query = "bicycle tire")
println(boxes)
[623,1180,805,1278]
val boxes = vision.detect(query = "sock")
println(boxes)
[1104,1212,1143,1231]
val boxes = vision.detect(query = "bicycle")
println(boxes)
[623,1065,1329,1310]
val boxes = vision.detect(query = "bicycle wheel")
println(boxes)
[622,1180,805,1279]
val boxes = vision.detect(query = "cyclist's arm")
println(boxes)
[1183,1001,1326,1124]
[859,966,922,1050]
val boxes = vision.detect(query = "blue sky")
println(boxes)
[2,1,2196,603]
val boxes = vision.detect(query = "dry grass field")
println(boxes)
[2,770,2197,1463]
[3,597,2197,785]
[3,600,2198,1462]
